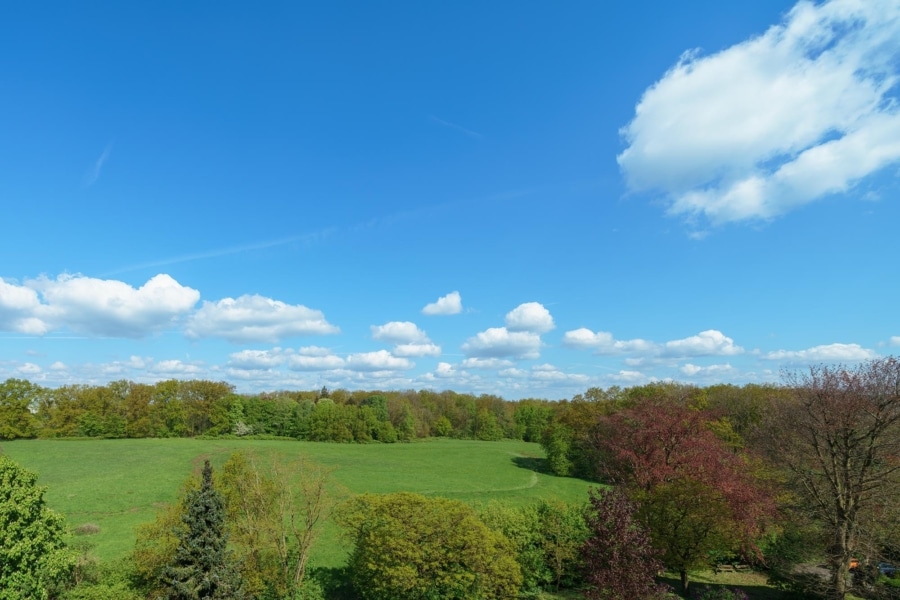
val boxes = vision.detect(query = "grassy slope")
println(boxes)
[1,437,595,568]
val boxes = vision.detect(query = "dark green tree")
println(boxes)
[0,454,75,599]
[162,460,242,599]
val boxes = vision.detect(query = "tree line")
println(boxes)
[0,378,553,443]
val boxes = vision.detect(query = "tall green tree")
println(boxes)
[162,460,242,600]
[0,454,75,600]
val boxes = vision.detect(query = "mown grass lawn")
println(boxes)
[1,437,595,568]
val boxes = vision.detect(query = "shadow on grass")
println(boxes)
[658,572,790,600]
[511,455,553,475]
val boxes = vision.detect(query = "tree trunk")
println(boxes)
[680,569,690,595]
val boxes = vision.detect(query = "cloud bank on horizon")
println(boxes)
[618,0,900,226]
[0,272,893,398]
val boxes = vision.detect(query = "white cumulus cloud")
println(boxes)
[462,327,542,359]
[345,350,413,372]
[680,363,735,377]
[563,327,741,359]
[561,328,654,354]
[392,343,441,358]
[371,321,429,343]
[1,274,200,337]
[764,342,878,362]
[663,330,744,357]
[461,357,515,369]
[505,302,555,333]
[422,291,462,315]
[619,0,900,225]
[228,348,289,370]
[185,294,338,343]
[288,353,346,371]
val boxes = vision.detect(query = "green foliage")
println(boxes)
[338,492,522,600]
[63,557,141,600]
[162,460,243,599]
[541,423,574,477]
[218,450,332,599]
[0,454,76,600]
[0,378,42,440]
[480,499,588,594]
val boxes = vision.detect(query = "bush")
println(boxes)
[74,523,101,536]
[338,492,522,600]
[692,588,750,600]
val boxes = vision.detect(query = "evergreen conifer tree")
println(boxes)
[163,460,242,599]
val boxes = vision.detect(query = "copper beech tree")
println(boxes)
[766,358,900,600]
[591,398,775,594]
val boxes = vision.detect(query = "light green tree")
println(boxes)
[338,492,522,600]
[0,379,42,439]
[0,454,75,599]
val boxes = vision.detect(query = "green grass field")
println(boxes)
[0,437,595,569]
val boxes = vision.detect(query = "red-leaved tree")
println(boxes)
[582,488,670,600]
[591,398,775,593]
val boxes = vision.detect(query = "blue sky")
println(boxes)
[2,0,899,399]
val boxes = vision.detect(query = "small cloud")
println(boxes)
[17,362,41,374]
[422,291,462,316]
[680,363,735,377]
[430,116,483,139]
[461,357,515,370]
[288,353,346,371]
[764,342,878,362]
[462,327,541,360]
[434,362,456,377]
[371,321,429,344]
[345,350,413,372]
[505,302,555,333]
[84,143,113,187]
[185,294,338,343]
[392,343,441,358]
[228,348,288,370]
[662,330,744,357]
[890,336,900,346]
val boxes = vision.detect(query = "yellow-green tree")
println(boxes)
[338,492,522,600]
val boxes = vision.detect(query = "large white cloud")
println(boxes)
[619,0,900,225]
[462,327,542,359]
[764,342,877,362]
[422,291,462,316]
[0,274,199,337]
[185,294,339,343]
[505,302,555,333]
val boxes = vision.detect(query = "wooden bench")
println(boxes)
[714,563,752,574]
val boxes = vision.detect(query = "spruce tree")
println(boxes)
[163,460,242,599]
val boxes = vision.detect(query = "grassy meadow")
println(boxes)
[0,437,595,568]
